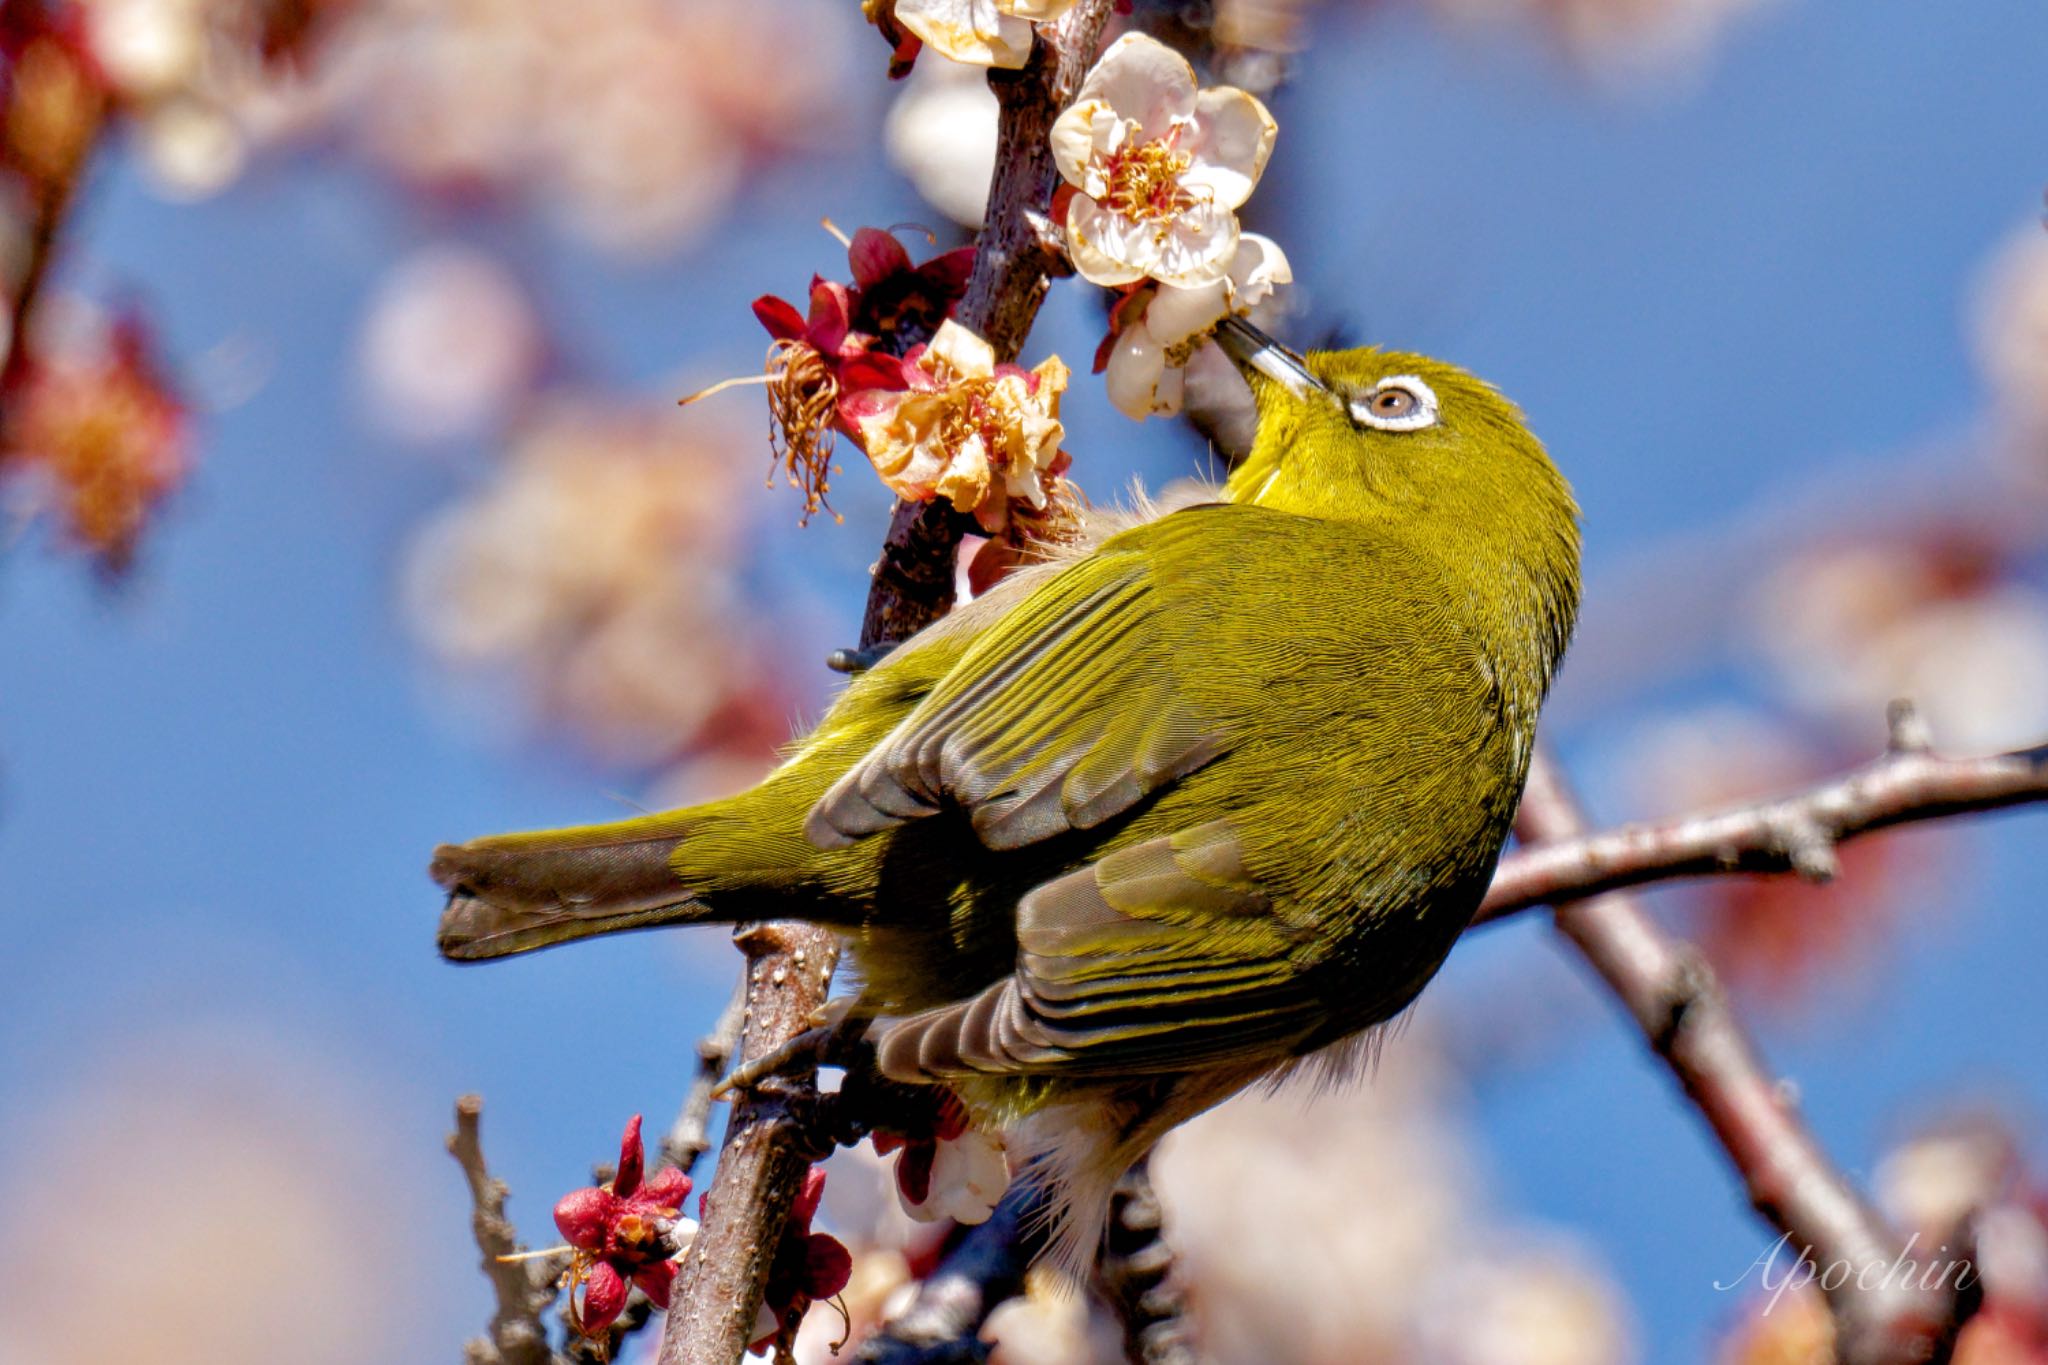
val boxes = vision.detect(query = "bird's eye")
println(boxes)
[1348,375,1439,432]
[1372,389,1417,418]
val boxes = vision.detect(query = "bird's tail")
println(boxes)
[432,809,722,961]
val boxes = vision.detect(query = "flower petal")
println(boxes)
[554,1187,619,1251]
[997,0,1077,19]
[1181,87,1277,211]
[1076,33,1197,142]
[1145,278,1230,347]
[848,227,913,289]
[925,1130,1010,1225]
[1149,199,1239,289]
[632,1260,680,1308]
[1104,324,1170,420]
[803,280,852,355]
[578,1261,629,1334]
[804,1233,854,1299]
[613,1114,645,1199]
[751,294,806,342]
[1049,99,1103,191]
[926,319,997,379]
[1065,196,1153,287]
[631,1166,693,1217]
[792,1166,829,1230]
[893,0,1034,68]
[1227,231,1293,301]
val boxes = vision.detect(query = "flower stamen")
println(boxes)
[764,339,846,526]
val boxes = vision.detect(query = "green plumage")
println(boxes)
[432,340,1580,1264]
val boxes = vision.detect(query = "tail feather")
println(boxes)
[432,817,710,961]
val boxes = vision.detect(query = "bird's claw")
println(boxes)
[710,998,865,1099]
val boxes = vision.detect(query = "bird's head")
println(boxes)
[1215,319,1582,679]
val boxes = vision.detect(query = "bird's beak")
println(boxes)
[1215,317,1325,398]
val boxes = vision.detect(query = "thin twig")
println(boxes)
[1517,748,1974,1365]
[1478,702,2048,924]
[449,1095,567,1365]
[661,977,748,1178]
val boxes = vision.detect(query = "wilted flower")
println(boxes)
[1050,32,1276,289]
[750,1166,855,1356]
[846,319,1071,534]
[888,0,1078,70]
[871,1087,1009,1225]
[1100,231,1291,420]
[550,1114,696,1334]
[696,227,975,524]
[1,306,187,574]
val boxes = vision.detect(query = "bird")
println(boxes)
[431,318,1581,1270]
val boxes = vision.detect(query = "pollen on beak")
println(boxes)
[1214,317,1325,398]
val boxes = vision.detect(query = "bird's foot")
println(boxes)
[710,997,864,1099]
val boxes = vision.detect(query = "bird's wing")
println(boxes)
[874,820,1325,1081]
[805,528,1225,852]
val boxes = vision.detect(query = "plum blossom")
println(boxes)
[691,227,974,524]
[871,1087,1011,1225]
[847,318,1071,535]
[888,0,1079,71]
[1050,33,1277,289]
[1101,231,1292,420]
[749,1166,854,1355]
[550,1114,696,1335]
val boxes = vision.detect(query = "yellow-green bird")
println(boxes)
[432,320,1580,1267]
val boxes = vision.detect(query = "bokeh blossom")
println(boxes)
[1101,231,1291,420]
[0,301,187,574]
[1050,33,1277,288]
[847,318,1071,534]
[552,1114,696,1334]
[889,0,1079,70]
[400,396,792,770]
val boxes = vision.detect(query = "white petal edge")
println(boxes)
[1075,32,1197,142]
[1181,87,1277,211]
[894,0,1035,68]
[1065,196,1153,287]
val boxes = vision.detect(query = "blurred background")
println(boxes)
[3,0,2048,1360]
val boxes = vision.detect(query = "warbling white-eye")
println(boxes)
[432,320,1581,1265]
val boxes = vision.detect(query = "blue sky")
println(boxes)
[4,0,2046,1356]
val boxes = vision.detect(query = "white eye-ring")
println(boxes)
[1349,375,1439,432]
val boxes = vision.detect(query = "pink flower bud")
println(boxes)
[578,1260,629,1333]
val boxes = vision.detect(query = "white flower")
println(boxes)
[1104,232,1292,420]
[900,1129,1010,1225]
[892,0,1079,70]
[885,55,1000,227]
[1050,32,1277,288]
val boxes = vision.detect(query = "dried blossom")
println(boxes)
[846,318,1072,535]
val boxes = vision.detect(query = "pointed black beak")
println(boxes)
[1214,316,1326,397]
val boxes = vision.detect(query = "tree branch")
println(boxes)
[1477,702,2048,924]
[449,1095,567,1365]
[1515,748,1974,1365]
[660,13,1118,1363]
[855,0,1115,651]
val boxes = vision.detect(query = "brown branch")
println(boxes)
[855,0,1115,651]
[1516,748,1974,1365]
[658,924,841,1365]
[1477,701,2048,924]
[661,13,1118,1364]
[449,1095,568,1365]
